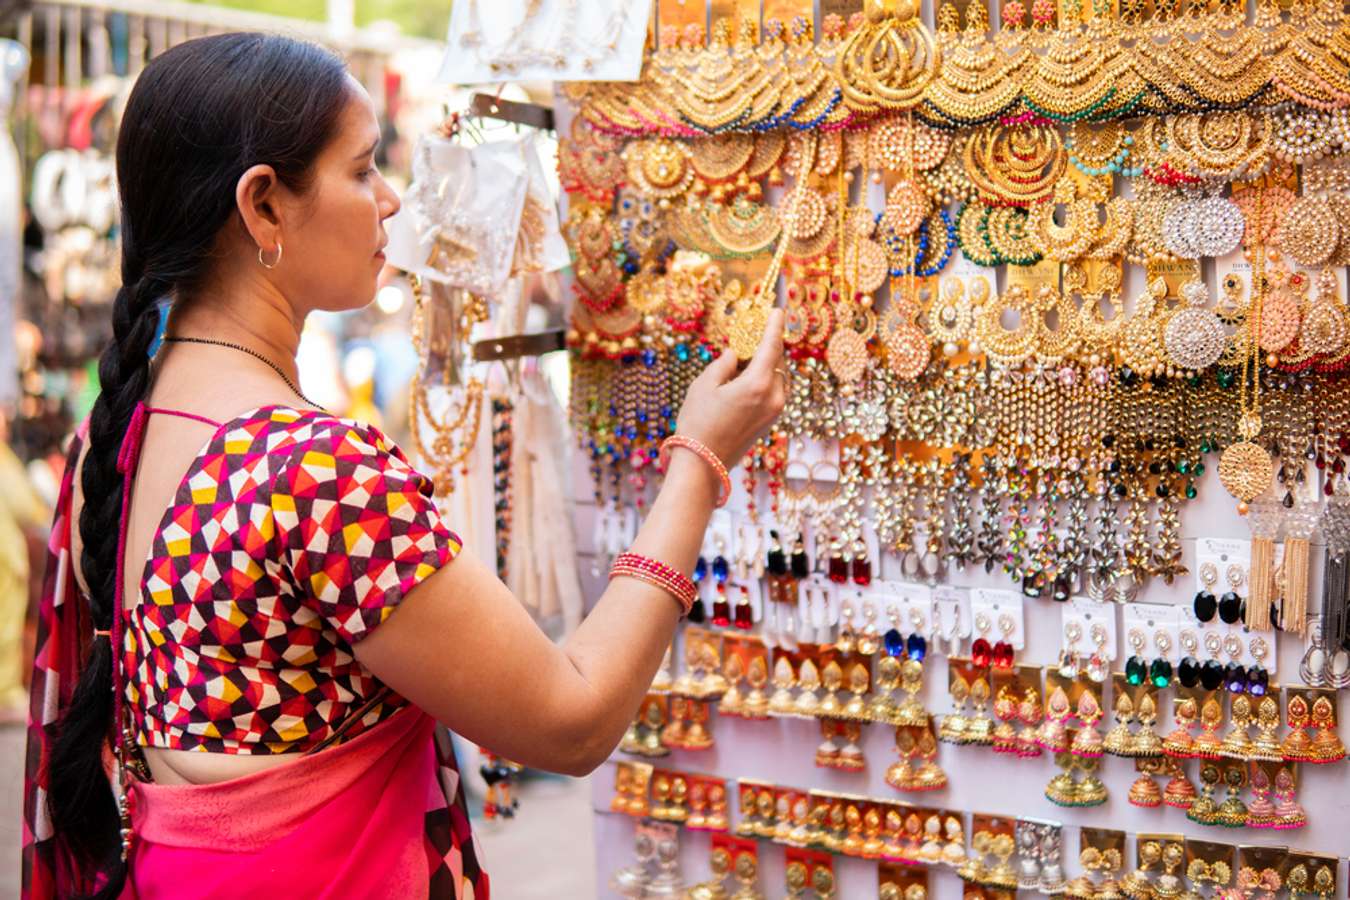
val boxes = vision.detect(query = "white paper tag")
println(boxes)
[1121,603,1183,664]
[1064,597,1119,661]
[970,588,1025,649]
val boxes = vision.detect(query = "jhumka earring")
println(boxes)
[939,672,970,744]
[1017,687,1044,758]
[1070,692,1105,758]
[966,676,994,746]
[1186,763,1222,825]
[1272,766,1308,829]
[1309,695,1348,762]
[1132,692,1164,757]
[1163,696,1197,758]
[1037,685,1073,753]
[1212,763,1249,827]
[1161,756,1197,810]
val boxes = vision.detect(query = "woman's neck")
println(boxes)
[166,278,306,383]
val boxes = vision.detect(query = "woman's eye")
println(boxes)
[358,166,377,180]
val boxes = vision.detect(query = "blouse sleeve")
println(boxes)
[269,417,459,645]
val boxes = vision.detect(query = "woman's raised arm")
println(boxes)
[354,310,787,775]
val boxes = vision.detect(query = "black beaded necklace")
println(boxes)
[162,336,321,409]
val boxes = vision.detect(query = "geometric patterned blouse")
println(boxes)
[127,405,456,754]
[122,404,488,897]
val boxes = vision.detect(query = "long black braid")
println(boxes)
[45,33,350,896]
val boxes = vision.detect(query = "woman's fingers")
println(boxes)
[743,308,786,382]
[700,341,740,387]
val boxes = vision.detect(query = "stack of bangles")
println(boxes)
[609,553,697,617]
[608,434,731,617]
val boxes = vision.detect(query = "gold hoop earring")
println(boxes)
[259,243,283,269]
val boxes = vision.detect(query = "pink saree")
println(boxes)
[126,705,437,899]
[23,413,489,899]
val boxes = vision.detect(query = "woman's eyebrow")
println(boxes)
[353,136,380,160]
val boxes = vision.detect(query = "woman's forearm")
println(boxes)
[557,450,720,767]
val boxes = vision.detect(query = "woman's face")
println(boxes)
[271,77,400,314]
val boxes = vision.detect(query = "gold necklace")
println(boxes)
[407,275,486,499]
[728,131,819,361]
[1219,194,1274,516]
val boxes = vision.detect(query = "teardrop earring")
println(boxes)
[856,601,881,655]
[836,600,857,654]
[1149,631,1174,688]
[972,612,993,667]
[711,537,732,627]
[1194,562,1218,620]
[993,613,1017,669]
[1085,623,1109,682]
[790,532,810,578]
[884,603,906,658]
[1060,621,1084,678]
[689,556,708,623]
[766,529,788,576]
[733,585,754,630]
[1124,628,1148,685]
[1178,630,1201,688]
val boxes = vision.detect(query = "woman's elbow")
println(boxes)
[557,735,616,777]
[547,717,619,777]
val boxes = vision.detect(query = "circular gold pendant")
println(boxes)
[1259,292,1301,353]
[886,325,931,380]
[826,327,868,383]
[1219,441,1273,510]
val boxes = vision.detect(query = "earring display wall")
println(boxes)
[567,0,1350,895]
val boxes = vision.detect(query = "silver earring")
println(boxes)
[258,242,283,269]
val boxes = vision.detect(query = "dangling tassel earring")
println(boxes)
[1246,503,1279,631]
[1281,512,1315,634]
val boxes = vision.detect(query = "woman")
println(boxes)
[22,33,786,900]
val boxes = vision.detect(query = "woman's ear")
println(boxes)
[235,163,281,254]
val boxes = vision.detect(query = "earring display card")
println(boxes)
[1067,597,1118,662]
[1246,758,1303,830]
[1283,687,1348,763]
[933,586,970,651]
[681,773,731,832]
[1282,850,1338,899]
[1181,838,1234,887]
[967,813,1018,891]
[1122,602,1183,665]
[621,694,673,759]
[880,862,929,899]
[969,589,1026,650]
[1194,538,1252,598]
[874,581,937,639]
[1136,832,1187,865]
[612,761,655,817]
[1236,845,1290,892]
[733,779,769,839]
[1078,826,1126,883]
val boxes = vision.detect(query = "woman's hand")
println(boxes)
[673,308,788,467]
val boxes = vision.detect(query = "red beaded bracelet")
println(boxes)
[609,552,697,617]
[659,434,731,508]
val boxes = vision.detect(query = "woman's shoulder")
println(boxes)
[223,405,421,488]
[223,404,405,457]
